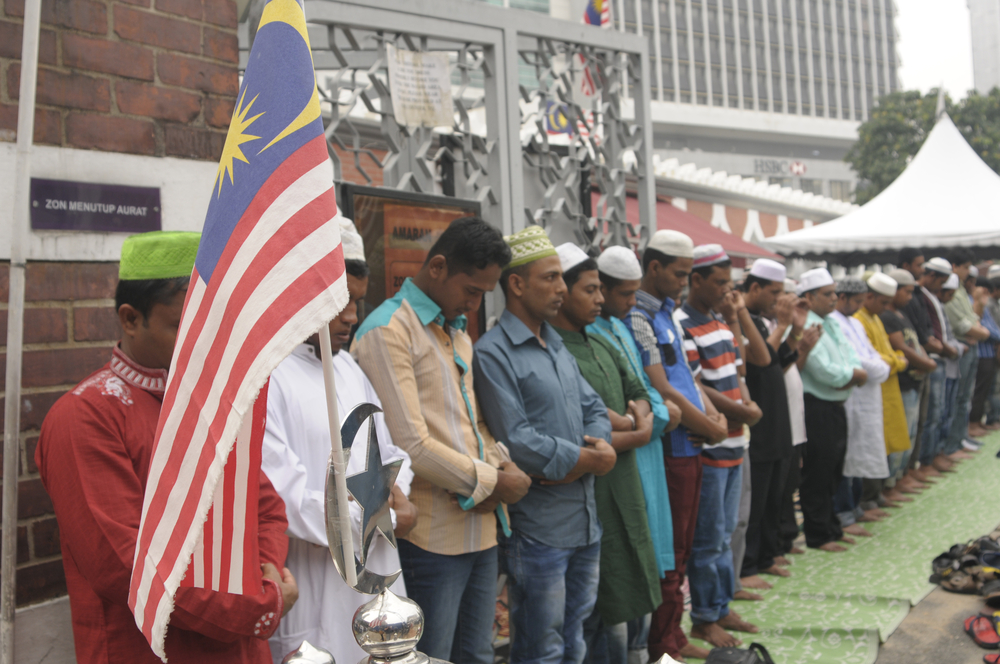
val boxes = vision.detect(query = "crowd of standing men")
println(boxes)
[33,220,999,664]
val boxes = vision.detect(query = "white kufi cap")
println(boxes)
[597,246,643,280]
[943,273,960,290]
[887,269,916,287]
[924,257,953,275]
[556,242,591,273]
[970,265,980,278]
[647,230,694,259]
[796,268,834,295]
[867,272,898,297]
[989,265,1000,280]
[338,215,365,262]
[749,258,786,283]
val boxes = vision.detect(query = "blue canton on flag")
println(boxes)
[129,0,349,658]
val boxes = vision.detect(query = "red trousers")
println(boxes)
[648,454,703,660]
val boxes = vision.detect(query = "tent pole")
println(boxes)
[2,0,42,661]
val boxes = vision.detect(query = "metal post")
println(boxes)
[2,1,42,660]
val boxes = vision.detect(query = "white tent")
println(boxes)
[762,114,1000,263]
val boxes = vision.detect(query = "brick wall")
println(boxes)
[0,0,238,160]
[0,261,118,606]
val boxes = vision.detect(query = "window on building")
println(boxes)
[711,36,722,64]
[770,176,792,187]
[800,178,823,195]
[830,180,853,201]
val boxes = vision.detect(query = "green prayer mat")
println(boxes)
[682,432,1000,663]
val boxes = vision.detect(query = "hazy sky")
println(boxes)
[895,0,975,98]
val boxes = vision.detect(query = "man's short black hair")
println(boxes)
[990,277,1000,292]
[641,247,678,273]
[598,271,623,290]
[692,260,732,281]
[424,216,512,276]
[499,263,531,298]
[563,258,599,291]
[345,259,370,279]
[976,276,991,289]
[949,248,975,268]
[115,277,189,319]
[742,274,774,292]
[898,247,924,266]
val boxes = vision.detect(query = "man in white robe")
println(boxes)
[263,218,417,663]
[829,279,891,532]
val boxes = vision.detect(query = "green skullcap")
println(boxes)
[119,231,201,281]
[504,226,557,268]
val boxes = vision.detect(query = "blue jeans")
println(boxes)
[398,540,498,664]
[689,462,742,625]
[505,530,601,664]
[834,476,863,527]
[888,388,921,484]
[921,364,947,465]
[944,346,979,454]
[582,611,628,664]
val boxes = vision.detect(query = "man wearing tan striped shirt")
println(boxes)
[352,217,531,664]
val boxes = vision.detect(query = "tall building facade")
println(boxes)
[968,0,1000,94]
[623,0,900,121]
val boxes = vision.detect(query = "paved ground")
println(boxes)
[875,586,989,664]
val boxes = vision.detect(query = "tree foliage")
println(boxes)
[845,88,1000,205]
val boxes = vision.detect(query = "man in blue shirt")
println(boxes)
[473,226,616,664]
[624,230,728,663]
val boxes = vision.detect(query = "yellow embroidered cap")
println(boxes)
[119,231,201,281]
[504,226,557,268]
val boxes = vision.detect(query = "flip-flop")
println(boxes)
[985,654,1000,664]
[966,615,1000,649]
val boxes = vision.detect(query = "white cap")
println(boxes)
[597,246,643,280]
[783,278,797,294]
[749,258,786,283]
[647,230,694,259]
[887,268,916,287]
[338,215,365,262]
[867,272,898,297]
[969,265,980,279]
[988,265,1000,280]
[943,273,960,290]
[924,257,953,275]
[796,268,835,295]
[556,242,591,274]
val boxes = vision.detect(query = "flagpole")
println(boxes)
[318,326,359,588]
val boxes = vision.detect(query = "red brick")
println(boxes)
[157,52,237,96]
[31,518,60,558]
[0,526,29,565]
[113,5,201,55]
[203,0,236,28]
[164,124,225,160]
[8,65,111,113]
[19,346,111,388]
[115,80,201,122]
[0,103,61,145]
[17,479,53,519]
[118,0,150,7]
[0,391,68,434]
[63,33,154,82]
[74,306,120,342]
[4,0,107,34]
[203,96,234,128]
[0,21,58,65]
[156,0,203,20]
[24,436,38,474]
[24,262,117,302]
[0,267,8,302]
[16,559,66,607]
[0,308,68,345]
[66,113,156,155]
[203,26,237,63]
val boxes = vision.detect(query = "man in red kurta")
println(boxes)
[36,231,298,663]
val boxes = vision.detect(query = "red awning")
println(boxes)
[595,193,782,265]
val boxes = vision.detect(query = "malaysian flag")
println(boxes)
[128,0,348,657]
[583,0,612,28]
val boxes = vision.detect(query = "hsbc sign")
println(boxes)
[753,159,808,176]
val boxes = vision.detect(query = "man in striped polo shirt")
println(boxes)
[676,245,765,648]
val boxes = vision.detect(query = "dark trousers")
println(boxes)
[741,456,788,577]
[778,444,803,553]
[648,454,702,661]
[971,356,999,424]
[801,395,847,549]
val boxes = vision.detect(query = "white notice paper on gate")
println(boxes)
[385,44,454,128]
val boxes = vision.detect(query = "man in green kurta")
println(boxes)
[551,243,662,664]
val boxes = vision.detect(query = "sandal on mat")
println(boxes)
[983,580,1000,607]
[966,615,1000,649]
[985,655,1000,664]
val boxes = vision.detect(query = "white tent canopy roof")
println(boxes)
[762,114,1000,262]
